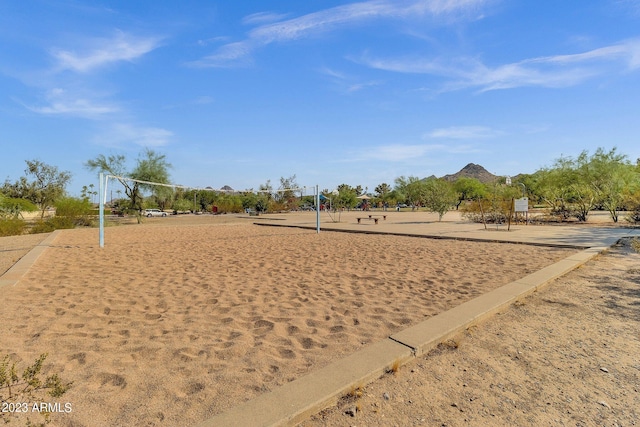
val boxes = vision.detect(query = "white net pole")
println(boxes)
[316,184,320,233]
[99,173,105,247]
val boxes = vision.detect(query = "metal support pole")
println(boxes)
[99,173,105,248]
[316,185,320,234]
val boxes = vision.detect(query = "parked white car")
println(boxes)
[142,209,167,217]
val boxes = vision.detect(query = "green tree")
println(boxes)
[276,175,299,210]
[0,194,37,219]
[589,147,635,222]
[335,184,358,210]
[534,147,636,222]
[453,177,486,210]
[374,183,392,206]
[423,178,457,221]
[394,176,426,209]
[534,154,595,221]
[2,160,71,219]
[258,180,274,212]
[172,198,192,213]
[86,149,171,222]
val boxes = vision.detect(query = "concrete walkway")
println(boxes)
[0,231,61,289]
[196,212,639,426]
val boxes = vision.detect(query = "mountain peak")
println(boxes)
[442,163,497,183]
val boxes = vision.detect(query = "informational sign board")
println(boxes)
[514,197,529,212]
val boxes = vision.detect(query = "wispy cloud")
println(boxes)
[319,66,382,93]
[425,125,503,139]
[358,142,479,161]
[51,30,161,73]
[347,80,382,92]
[615,0,640,16]
[93,123,173,148]
[192,0,490,67]
[358,38,640,92]
[366,144,442,161]
[242,11,290,26]
[23,88,119,118]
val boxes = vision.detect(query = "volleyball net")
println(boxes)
[98,173,320,247]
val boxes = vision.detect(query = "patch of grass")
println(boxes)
[346,384,363,399]
[387,358,401,375]
[465,325,478,337]
[631,238,640,253]
[440,338,460,350]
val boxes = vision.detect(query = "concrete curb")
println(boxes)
[195,244,608,427]
[0,230,61,289]
[197,339,413,427]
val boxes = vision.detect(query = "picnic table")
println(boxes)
[356,214,387,224]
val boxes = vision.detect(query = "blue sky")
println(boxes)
[1,0,640,196]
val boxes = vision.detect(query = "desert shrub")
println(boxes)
[0,218,27,237]
[461,198,513,224]
[624,191,640,224]
[29,216,78,234]
[0,353,72,426]
[54,197,90,217]
[627,207,640,224]
[29,220,56,234]
[54,197,93,227]
[214,195,243,213]
[172,198,193,213]
[48,216,76,229]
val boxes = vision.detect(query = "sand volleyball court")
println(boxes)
[0,216,575,426]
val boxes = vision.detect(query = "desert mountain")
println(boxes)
[441,163,497,183]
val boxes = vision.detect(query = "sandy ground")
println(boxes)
[301,238,640,427]
[0,232,50,276]
[0,215,577,426]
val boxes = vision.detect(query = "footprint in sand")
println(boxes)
[174,349,198,362]
[253,319,274,335]
[298,337,316,349]
[98,372,127,389]
[69,352,86,365]
[185,382,205,395]
[277,348,296,359]
[67,323,85,329]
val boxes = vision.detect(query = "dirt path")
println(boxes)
[300,238,640,426]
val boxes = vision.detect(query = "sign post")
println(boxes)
[514,197,529,225]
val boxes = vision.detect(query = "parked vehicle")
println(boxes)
[142,209,167,217]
